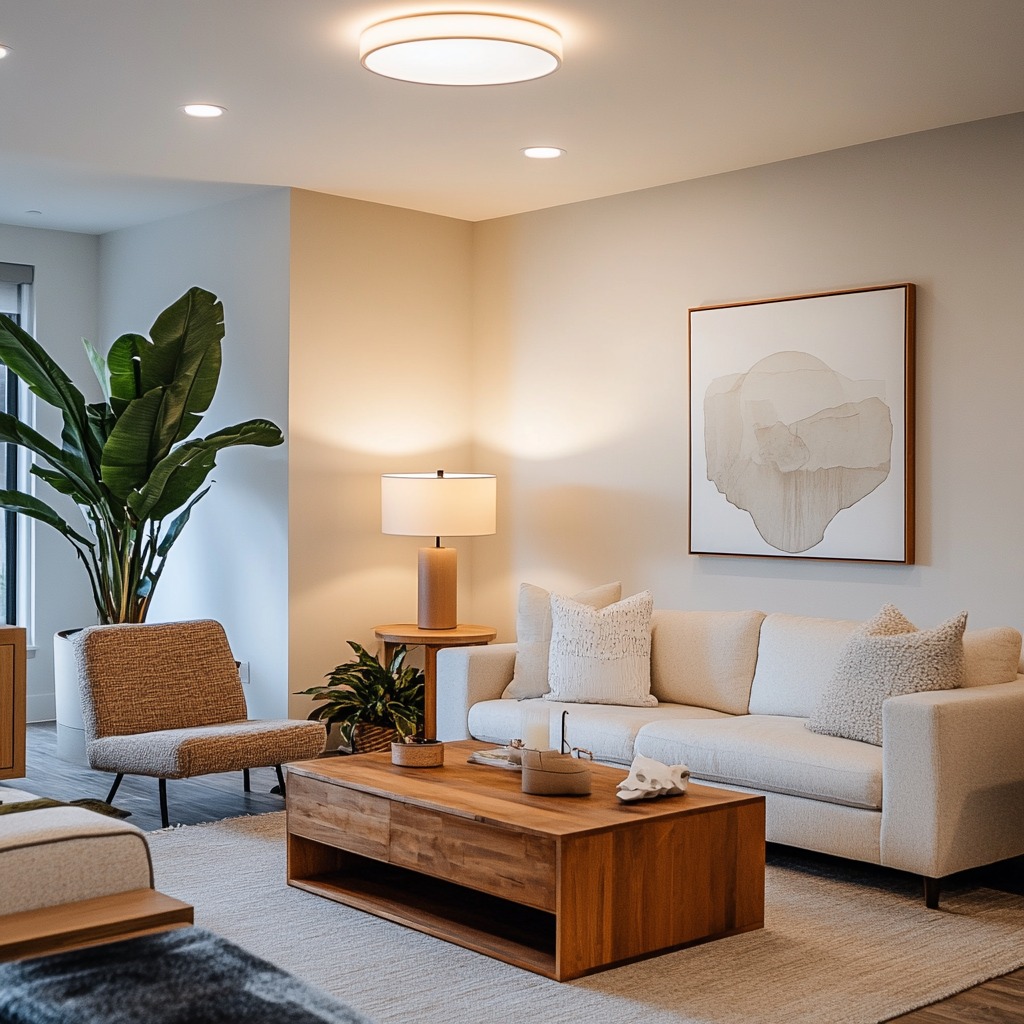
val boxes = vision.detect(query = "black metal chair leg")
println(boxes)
[105,773,124,804]
[924,876,941,909]
[275,764,286,797]
[159,778,169,828]
[243,768,251,792]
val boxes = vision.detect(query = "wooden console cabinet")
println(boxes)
[0,625,27,780]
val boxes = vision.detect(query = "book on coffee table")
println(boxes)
[467,746,522,770]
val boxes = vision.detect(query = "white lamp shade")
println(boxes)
[381,473,496,538]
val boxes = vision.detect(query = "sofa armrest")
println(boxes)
[435,643,517,741]
[880,677,1024,878]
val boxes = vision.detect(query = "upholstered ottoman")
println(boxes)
[0,786,191,959]
[0,787,153,914]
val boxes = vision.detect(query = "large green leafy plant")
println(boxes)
[0,287,283,623]
[296,642,425,746]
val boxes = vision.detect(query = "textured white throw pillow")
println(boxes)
[503,581,622,699]
[546,590,657,707]
[807,604,967,746]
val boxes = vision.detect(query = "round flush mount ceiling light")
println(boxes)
[180,103,226,118]
[360,13,562,86]
[522,146,565,159]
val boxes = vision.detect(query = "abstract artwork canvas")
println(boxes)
[689,284,915,563]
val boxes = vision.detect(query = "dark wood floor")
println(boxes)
[4,724,1022,1020]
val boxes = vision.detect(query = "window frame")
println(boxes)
[0,262,34,627]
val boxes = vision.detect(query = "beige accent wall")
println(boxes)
[471,114,1024,639]
[287,190,475,714]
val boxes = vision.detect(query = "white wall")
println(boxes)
[287,190,474,716]
[98,190,291,717]
[471,114,1024,638]
[0,224,100,720]
[7,112,1022,725]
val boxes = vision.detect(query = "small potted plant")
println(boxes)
[296,642,426,755]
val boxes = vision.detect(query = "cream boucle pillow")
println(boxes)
[807,604,967,746]
[503,581,622,699]
[546,590,656,707]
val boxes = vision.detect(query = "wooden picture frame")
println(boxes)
[688,283,915,563]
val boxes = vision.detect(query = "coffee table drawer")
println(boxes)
[287,774,391,860]
[389,803,556,912]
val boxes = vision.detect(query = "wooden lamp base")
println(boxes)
[417,546,457,629]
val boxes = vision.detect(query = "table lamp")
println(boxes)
[381,470,496,630]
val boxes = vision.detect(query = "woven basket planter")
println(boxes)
[391,739,444,768]
[352,724,398,753]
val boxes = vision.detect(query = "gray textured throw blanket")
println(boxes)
[0,927,373,1024]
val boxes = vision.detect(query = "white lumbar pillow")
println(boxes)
[546,590,657,707]
[503,581,622,699]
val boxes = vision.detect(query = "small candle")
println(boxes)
[522,704,550,750]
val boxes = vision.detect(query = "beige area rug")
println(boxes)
[147,813,1024,1024]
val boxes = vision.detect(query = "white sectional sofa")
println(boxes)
[436,609,1024,906]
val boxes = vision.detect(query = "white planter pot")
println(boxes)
[54,628,87,763]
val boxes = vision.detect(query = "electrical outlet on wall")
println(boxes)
[237,661,250,685]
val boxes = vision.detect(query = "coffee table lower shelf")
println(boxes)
[289,844,557,975]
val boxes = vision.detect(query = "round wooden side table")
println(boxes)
[373,624,497,740]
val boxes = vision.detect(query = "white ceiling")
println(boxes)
[1,0,1022,235]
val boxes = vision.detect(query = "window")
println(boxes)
[0,262,33,625]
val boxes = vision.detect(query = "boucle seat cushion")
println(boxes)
[468,698,731,766]
[87,719,327,779]
[635,715,883,810]
[0,788,152,915]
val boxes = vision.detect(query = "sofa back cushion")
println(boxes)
[650,609,765,715]
[747,613,861,718]
[962,627,1023,686]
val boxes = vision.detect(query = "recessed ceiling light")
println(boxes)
[522,147,565,159]
[0,43,11,59]
[180,103,226,118]
[360,13,562,86]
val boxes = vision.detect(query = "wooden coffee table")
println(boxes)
[286,740,764,981]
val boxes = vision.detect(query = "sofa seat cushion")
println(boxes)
[650,609,765,714]
[0,793,152,915]
[87,719,326,779]
[468,699,732,766]
[634,715,883,810]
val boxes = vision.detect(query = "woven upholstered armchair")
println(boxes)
[71,620,326,827]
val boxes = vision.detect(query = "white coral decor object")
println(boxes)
[616,754,690,802]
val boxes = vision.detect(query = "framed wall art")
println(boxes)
[688,283,915,563]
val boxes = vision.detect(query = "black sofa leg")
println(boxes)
[924,876,940,909]
[105,773,124,804]
[274,764,286,797]
[159,778,169,829]
[243,767,251,792]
